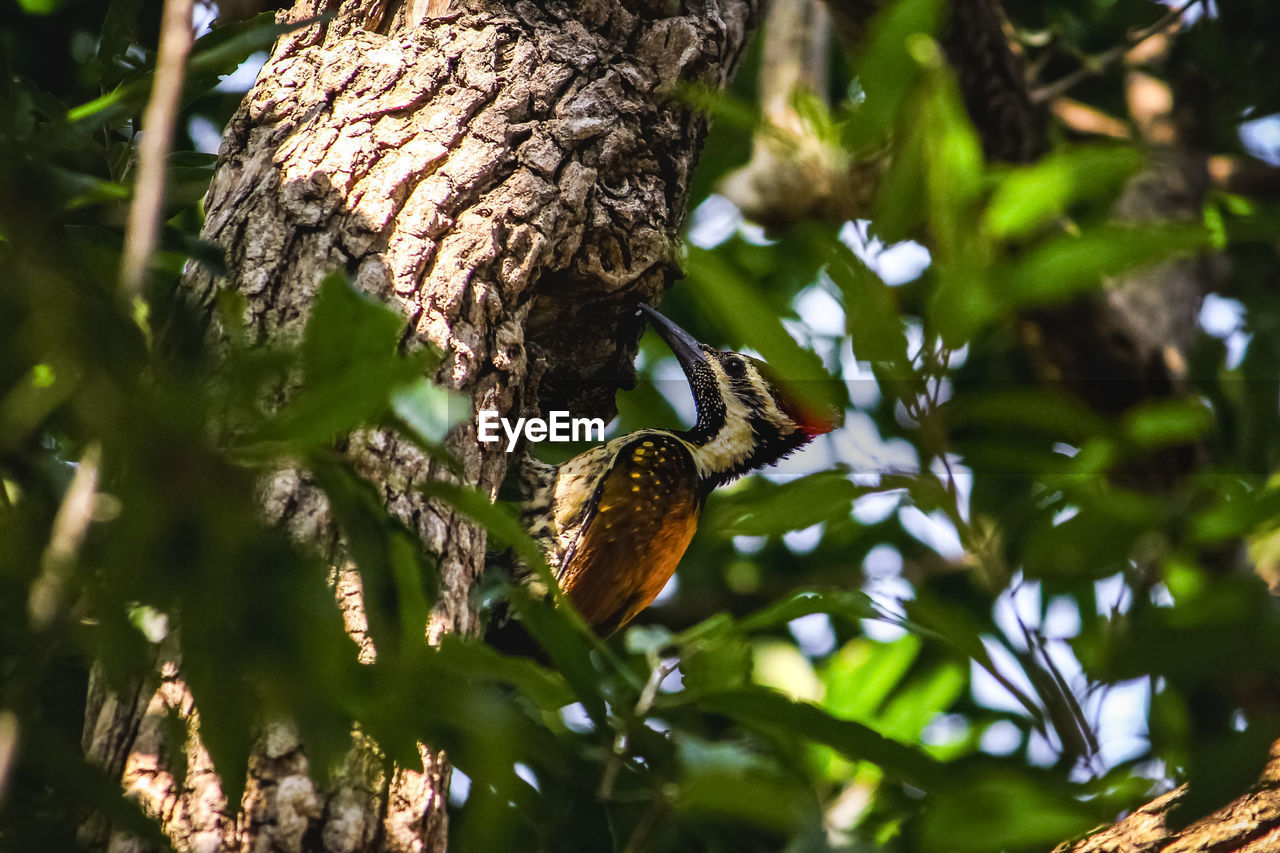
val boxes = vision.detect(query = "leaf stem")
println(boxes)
[1031,0,1203,105]
[119,0,195,300]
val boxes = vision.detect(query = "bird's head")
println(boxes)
[638,303,838,486]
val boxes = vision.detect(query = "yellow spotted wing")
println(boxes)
[557,433,701,635]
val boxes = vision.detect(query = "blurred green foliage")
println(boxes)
[4,0,1280,851]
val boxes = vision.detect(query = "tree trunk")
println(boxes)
[80,1,758,850]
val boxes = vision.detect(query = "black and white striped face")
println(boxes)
[688,348,812,483]
[638,305,831,487]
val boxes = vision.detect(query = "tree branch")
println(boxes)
[119,0,195,300]
[1030,0,1202,105]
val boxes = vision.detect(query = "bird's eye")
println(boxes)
[723,354,747,379]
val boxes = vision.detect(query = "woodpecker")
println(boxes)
[496,304,837,641]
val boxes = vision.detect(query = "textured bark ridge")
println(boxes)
[1055,742,1280,853]
[82,1,758,851]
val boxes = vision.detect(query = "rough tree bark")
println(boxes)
[80,1,758,850]
[1053,742,1280,853]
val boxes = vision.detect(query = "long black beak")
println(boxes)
[638,304,710,374]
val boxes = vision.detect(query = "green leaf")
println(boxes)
[873,95,929,242]
[301,273,405,381]
[878,661,965,743]
[675,84,760,134]
[624,623,674,656]
[16,0,62,12]
[54,170,130,211]
[165,163,219,213]
[827,245,911,367]
[673,735,822,834]
[985,146,1144,239]
[737,589,878,634]
[391,379,466,446]
[693,688,952,790]
[920,770,1096,851]
[1192,487,1280,543]
[422,481,610,722]
[899,51,989,345]
[940,389,1110,443]
[918,45,984,254]
[502,586,607,726]
[847,0,946,149]
[672,612,737,648]
[359,654,560,807]
[823,635,921,723]
[96,0,146,87]
[906,596,1047,727]
[311,459,436,660]
[423,480,546,577]
[433,635,574,711]
[999,223,1212,310]
[249,358,423,451]
[1178,723,1278,828]
[929,263,998,346]
[246,274,429,451]
[753,640,823,701]
[1023,509,1147,579]
[681,629,753,695]
[710,470,862,536]
[1122,398,1213,448]
[1074,573,1279,683]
